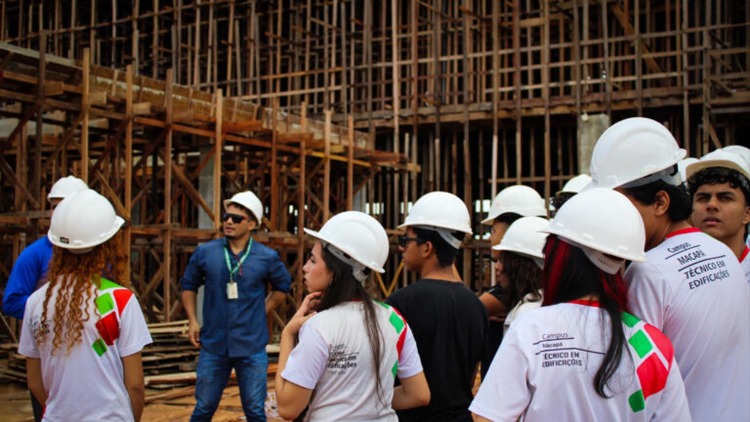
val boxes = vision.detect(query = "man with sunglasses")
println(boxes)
[386,191,487,422]
[181,190,291,421]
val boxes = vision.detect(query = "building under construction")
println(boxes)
[0,0,748,337]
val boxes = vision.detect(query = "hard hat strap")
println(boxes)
[416,225,462,249]
[621,166,682,189]
[560,238,624,275]
[325,243,369,283]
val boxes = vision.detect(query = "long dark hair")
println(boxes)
[498,251,542,308]
[542,235,630,398]
[317,245,386,407]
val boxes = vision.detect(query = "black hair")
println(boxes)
[497,252,542,309]
[495,212,523,226]
[552,192,576,213]
[621,179,692,222]
[316,246,386,408]
[542,236,631,398]
[688,167,750,206]
[412,226,463,267]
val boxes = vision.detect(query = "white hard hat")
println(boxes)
[48,175,88,200]
[542,187,646,263]
[686,149,750,181]
[304,211,389,281]
[492,216,550,259]
[481,185,546,225]
[224,191,263,224]
[400,191,473,235]
[723,145,750,170]
[589,117,686,189]
[560,174,592,194]
[48,189,125,252]
[677,157,699,184]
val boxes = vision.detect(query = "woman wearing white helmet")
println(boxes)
[18,189,152,421]
[275,211,429,421]
[479,185,546,380]
[471,188,690,421]
[490,216,549,336]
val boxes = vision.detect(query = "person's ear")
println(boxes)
[421,240,433,259]
[653,190,671,217]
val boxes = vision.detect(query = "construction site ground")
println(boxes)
[0,380,287,422]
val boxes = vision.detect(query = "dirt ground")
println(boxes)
[0,381,287,422]
[1,372,484,421]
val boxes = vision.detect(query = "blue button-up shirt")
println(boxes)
[181,238,291,357]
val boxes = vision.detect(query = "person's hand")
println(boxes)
[188,319,201,348]
[284,292,322,336]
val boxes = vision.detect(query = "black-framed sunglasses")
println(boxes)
[222,212,247,223]
[398,235,423,248]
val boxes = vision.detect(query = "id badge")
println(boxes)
[227,281,238,300]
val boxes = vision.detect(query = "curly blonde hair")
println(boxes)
[40,231,129,355]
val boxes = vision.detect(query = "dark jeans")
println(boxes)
[190,348,268,422]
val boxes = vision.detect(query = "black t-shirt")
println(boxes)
[386,279,488,422]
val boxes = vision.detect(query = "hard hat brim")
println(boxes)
[540,225,646,263]
[49,216,125,251]
[685,159,750,181]
[303,228,386,273]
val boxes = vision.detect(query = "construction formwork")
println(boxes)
[0,1,749,325]
[0,42,417,344]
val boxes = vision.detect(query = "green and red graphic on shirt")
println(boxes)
[377,302,407,377]
[621,312,674,413]
[92,278,133,356]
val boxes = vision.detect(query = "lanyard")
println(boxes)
[223,238,253,282]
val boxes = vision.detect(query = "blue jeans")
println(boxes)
[191,348,268,422]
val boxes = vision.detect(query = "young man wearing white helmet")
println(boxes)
[589,117,750,421]
[386,191,487,422]
[3,175,88,422]
[478,185,546,379]
[686,149,750,282]
[18,189,152,421]
[181,190,292,421]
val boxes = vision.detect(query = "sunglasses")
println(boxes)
[222,212,247,223]
[398,235,423,248]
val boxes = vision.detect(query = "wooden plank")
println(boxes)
[164,69,174,322]
[81,48,90,183]
[213,89,223,229]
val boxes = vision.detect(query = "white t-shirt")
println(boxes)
[19,278,152,422]
[503,291,542,335]
[470,303,690,422]
[281,301,422,421]
[625,227,750,421]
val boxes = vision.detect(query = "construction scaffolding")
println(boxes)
[0,0,749,328]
